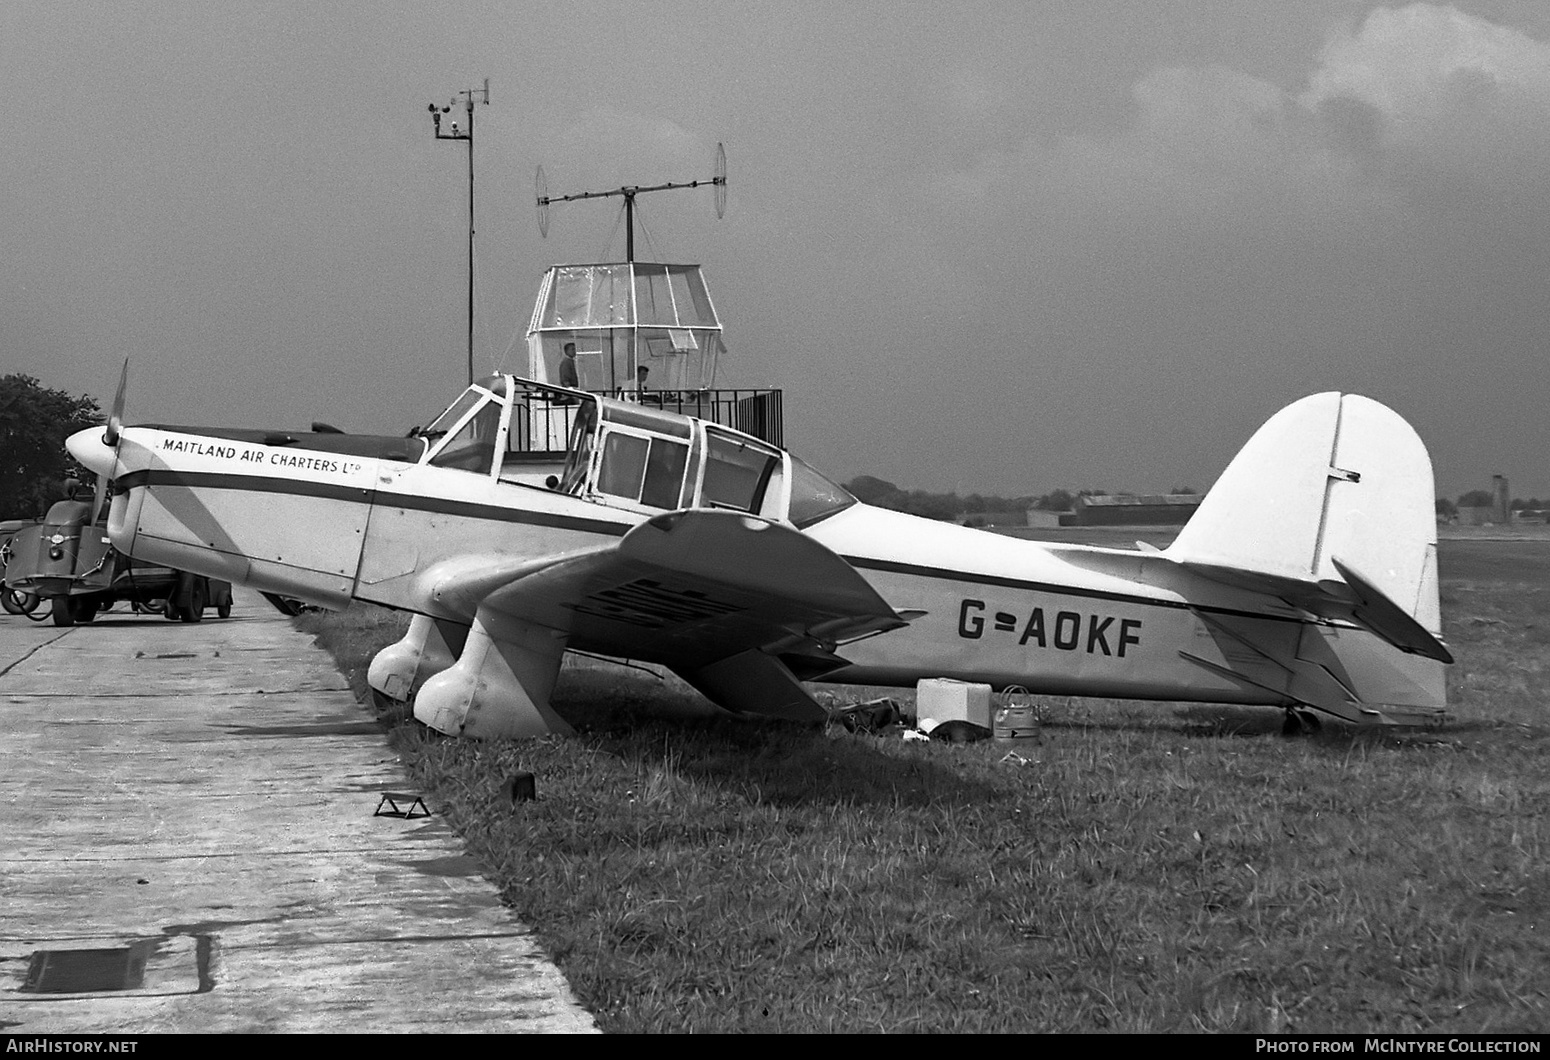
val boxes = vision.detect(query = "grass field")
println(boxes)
[298,534,1550,1033]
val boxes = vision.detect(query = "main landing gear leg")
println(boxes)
[414,609,571,739]
[366,613,469,711]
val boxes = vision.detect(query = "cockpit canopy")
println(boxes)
[419,375,854,528]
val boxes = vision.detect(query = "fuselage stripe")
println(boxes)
[115,468,631,537]
[841,554,1317,626]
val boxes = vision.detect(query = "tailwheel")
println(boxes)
[1281,708,1323,737]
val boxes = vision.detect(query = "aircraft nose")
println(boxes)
[66,426,117,478]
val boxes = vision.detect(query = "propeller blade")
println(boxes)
[104,359,128,446]
[92,471,108,526]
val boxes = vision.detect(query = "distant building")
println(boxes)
[1493,475,1511,524]
[959,510,1034,529]
[1059,493,1203,527]
[1452,476,1514,525]
[1453,507,1500,526]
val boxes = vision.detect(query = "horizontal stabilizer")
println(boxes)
[1172,557,1452,665]
[1330,556,1453,664]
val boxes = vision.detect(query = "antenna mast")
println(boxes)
[427,78,490,385]
[536,143,727,262]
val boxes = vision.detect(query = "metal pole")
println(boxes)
[466,94,475,385]
[427,79,489,387]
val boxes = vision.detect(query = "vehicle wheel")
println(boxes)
[1,589,22,615]
[217,599,232,619]
[181,581,206,623]
[162,598,181,621]
[73,598,99,623]
[51,596,74,627]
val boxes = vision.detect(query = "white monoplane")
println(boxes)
[67,368,1450,738]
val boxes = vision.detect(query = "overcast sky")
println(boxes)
[5,1,1550,500]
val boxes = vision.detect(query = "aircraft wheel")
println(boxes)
[181,581,206,623]
[51,597,75,627]
[1,589,23,616]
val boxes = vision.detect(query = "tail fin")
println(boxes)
[1168,392,1440,635]
[1166,392,1448,724]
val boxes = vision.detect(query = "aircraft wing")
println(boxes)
[414,509,914,721]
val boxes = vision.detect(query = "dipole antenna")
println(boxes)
[427,77,490,385]
[535,143,727,262]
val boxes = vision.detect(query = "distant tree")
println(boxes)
[1036,488,1074,512]
[0,375,102,518]
[902,490,963,521]
[845,475,904,507]
[1436,498,1457,519]
[1457,490,1495,508]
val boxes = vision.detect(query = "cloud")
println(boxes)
[866,4,1550,496]
[922,4,1550,240]
[1304,3,1550,121]
[1302,3,1550,197]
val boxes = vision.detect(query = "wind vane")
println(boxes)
[535,143,727,262]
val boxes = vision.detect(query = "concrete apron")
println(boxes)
[0,589,596,1033]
